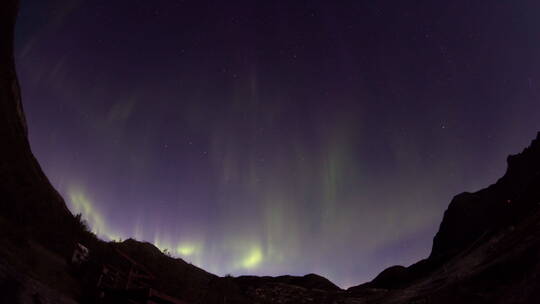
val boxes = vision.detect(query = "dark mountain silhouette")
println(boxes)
[1,2,539,303]
[0,0,75,253]
[347,132,540,303]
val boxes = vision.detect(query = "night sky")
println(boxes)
[15,1,540,287]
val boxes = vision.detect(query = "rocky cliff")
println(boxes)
[0,3,215,303]
[431,133,540,261]
[348,133,540,303]
[0,0,78,256]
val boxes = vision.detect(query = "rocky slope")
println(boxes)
[2,1,540,303]
[0,0,78,257]
[0,2,215,303]
[348,133,540,303]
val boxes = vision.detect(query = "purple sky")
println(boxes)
[15,0,540,287]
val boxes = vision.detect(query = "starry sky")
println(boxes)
[15,0,540,287]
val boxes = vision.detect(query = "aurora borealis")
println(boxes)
[15,1,540,287]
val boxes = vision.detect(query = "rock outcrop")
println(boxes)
[0,0,79,258]
[432,133,540,261]
[348,133,540,303]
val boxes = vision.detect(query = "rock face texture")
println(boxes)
[0,2,79,303]
[1,1,540,303]
[0,0,78,258]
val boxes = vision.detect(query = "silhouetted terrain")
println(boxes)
[2,2,540,303]
[347,132,540,303]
